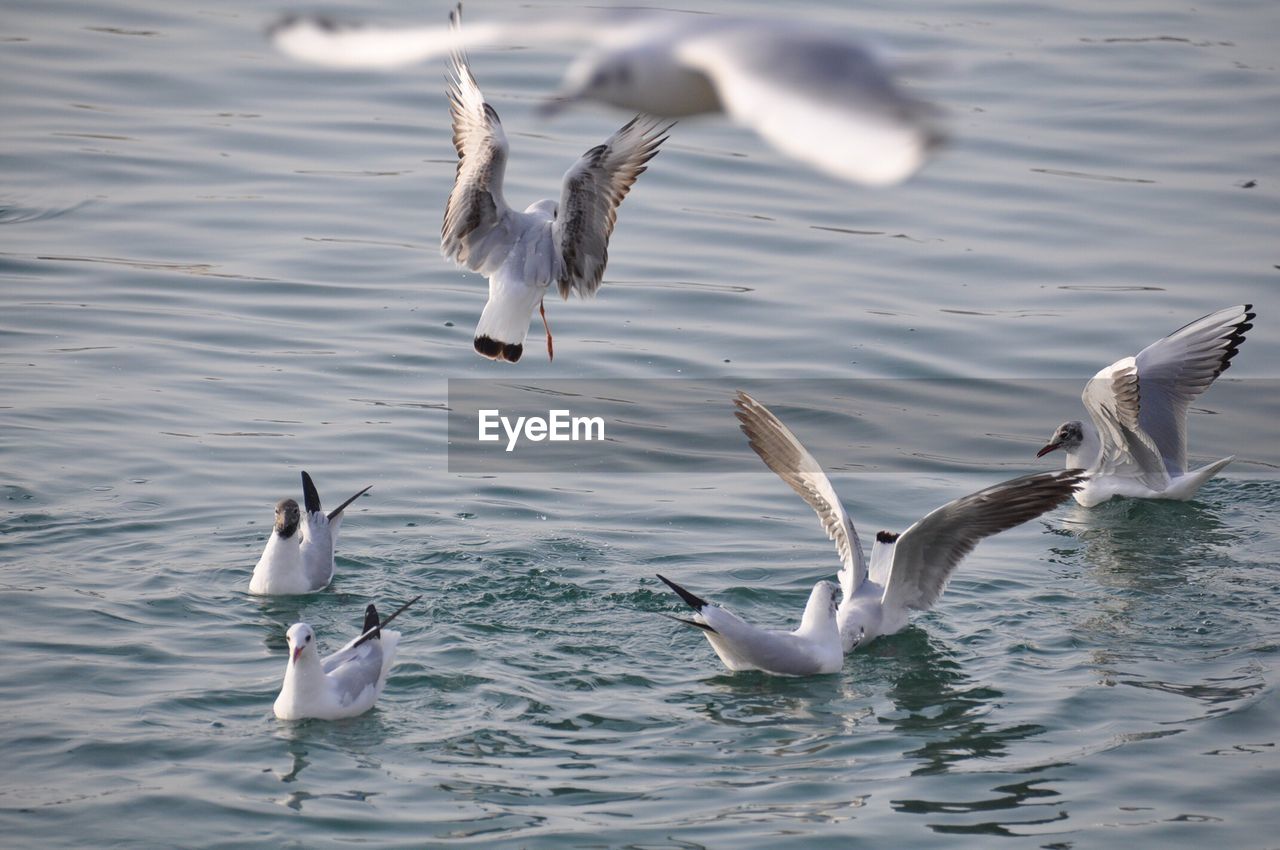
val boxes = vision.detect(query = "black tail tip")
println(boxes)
[655,573,708,611]
[876,530,900,544]
[362,604,380,638]
[474,335,523,363]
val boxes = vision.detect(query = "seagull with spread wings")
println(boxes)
[442,7,670,362]
[1036,305,1254,507]
[733,392,1084,653]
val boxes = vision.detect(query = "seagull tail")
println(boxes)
[474,279,540,364]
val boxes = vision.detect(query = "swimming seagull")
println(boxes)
[442,6,669,362]
[249,471,372,595]
[1036,304,1254,507]
[268,7,943,187]
[656,574,843,676]
[273,595,420,720]
[733,391,1085,653]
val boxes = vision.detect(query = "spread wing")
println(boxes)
[674,22,942,186]
[553,115,670,298]
[880,469,1084,615]
[441,6,517,274]
[1082,359,1170,490]
[733,392,866,598]
[1132,304,1254,476]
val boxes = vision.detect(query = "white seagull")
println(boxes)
[249,471,372,595]
[443,7,669,362]
[656,574,844,676]
[734,392,1085,653]
[273,596,419,721]
[1036,304,1254,507]
[268,7,943,187]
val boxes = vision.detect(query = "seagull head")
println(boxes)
[273,498,301,538]
[1037,420,1084,458]
[539,52,634,117]
[286,623,316,665]
[801,580,841,631]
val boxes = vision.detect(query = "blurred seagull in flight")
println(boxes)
[441,6,669,362]
[733,392,1084,653]
[273,596,419,720]
[249,471,371,595]
[1036,304,1254,507]
[268,6,943,186]
[655,574,844,676]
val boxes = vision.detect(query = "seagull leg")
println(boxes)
[540,298,554,362]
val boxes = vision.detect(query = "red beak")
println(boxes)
[292,646,303,663]
[1036,442,1061,459]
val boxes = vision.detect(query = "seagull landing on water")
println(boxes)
[249,471,372,596]
[273,595,420,720]
[442,6,670,363]
[1036,304,1254,507]
[733,392,1085,653]
[656,574,843,676]
[269,7,943,187]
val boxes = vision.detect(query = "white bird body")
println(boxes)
[442,7,669,363]
[273,623,400,721]
[249,471,371,596]
[733,392,1084,653]
[273,598,418,721]
[1038,305,1253,507]
[658,575,844,676]
[269,8,941,186]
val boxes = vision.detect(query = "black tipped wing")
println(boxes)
[656,573,708,611]
[301,471,322,515]
[327,485,372,521]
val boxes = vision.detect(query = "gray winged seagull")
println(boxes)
[269,7,942,187]
[273,595,420,720]
[249,471,372,595]
[733,391,1085,653]
[1036,304,1254,507]
[442,6,669,362]
[656,574,844,676]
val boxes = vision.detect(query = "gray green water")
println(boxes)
[2,0,1278,847]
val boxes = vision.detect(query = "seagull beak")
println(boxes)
[1036,441,1061,458]
[291,646,303,664]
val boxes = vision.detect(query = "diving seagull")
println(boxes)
[734,391,1085,653]
[273,595,420,720]
[268,7,943,187]
[656,574,844,676]
[1036,304,1254,507]
[249,471,372,595]
[443,5,670,363]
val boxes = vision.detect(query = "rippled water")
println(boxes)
[2,0,1277,846]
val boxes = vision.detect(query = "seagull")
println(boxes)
[655,574,843,676]
[442,6,669,362]
[268,7,943,187]
[273,595,420,721]
[1036,304,1254,507]
[733,391,1085,653]
[249,471,372,595]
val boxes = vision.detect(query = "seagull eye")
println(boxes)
[305,635,312,643]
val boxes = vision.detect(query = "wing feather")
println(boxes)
[553,116,670,298]
[441,6,516,273]
[733,392,866,597]
[880,469,1084,615]
[1132,304,1254,475]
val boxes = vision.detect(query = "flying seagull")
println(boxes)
[249,471,371,595]
[656,573,843,676]
[1036,304,1254,506]
[273,595,420,720]
[733,391,1084,652]
[442,6,669,362]
[268,6,942,187]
